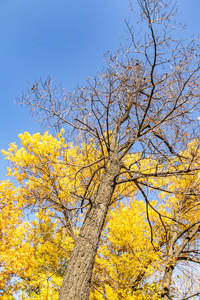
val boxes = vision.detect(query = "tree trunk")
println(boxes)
[58,160,121,300]
[161,225,200,299]
[161,262,175,300]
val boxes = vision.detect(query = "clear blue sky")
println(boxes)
[0,0,200,180]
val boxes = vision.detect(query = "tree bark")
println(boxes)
[161,262,175,300]
[58,159,121,300]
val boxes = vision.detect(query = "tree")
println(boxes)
[3,0,200,299]
[158,141,200,299]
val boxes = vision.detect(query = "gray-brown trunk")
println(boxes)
[161,263,175,300]
[58,160,120,300]
[161,224,200,300]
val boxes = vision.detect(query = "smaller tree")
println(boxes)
[159,141,200,299]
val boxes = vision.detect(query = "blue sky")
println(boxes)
[0,0,200,180]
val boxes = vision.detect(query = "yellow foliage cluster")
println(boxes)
[90,199,163,299]
[1,130,200,299]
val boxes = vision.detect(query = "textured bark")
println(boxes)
[58,160,121,300]
[161,220,179,300]
[161,262,175,300]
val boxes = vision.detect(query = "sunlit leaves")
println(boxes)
[1,130,200,299]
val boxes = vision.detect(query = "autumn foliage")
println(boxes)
[1,131,200,299]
